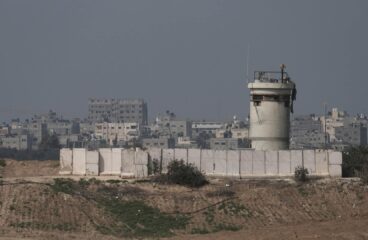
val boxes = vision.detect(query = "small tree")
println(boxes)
[167,160,208,188]
[294,166,309,182]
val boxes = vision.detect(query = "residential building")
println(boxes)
[192,121,224,139]
[88,98,148,124]
[335,123,367,146]
[0,134,32,150]
[210,138,239,150]
[142,137,175,149]
[290,115,326,149]
[151,113,192,138]
[94,122,140,146]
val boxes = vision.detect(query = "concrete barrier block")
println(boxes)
[99,148,112,175]
[315,150,328,174]
[174,148,188,163]
[72,148,86,175]
[291,150,303,172]
[227,150,240,177]
[147,148,162,162]
[265,151,278,175]
[188,148,201,170]
[86,150,99,164]
[135,150,148,165]
[86,163,99,176]
[253,151,265,175]
[121,149,135,178]
[329,164,342,177]
[240,150,253,176]
[111,148,123,175]
[213,150,227,176]
[135,164,148,178]
[59,149,73,174]
[278,150,291,175]
[329,151,342,165]
[162,149,174,173]
[303,150,316,174]
[201,149,214,175]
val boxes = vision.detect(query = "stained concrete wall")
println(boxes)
[72,148,86,175]
[86,150,99,176]
[61,148,343,178]
[59,148,73,175]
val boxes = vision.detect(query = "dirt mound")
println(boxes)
[0,159,59,178]
[1,160,368,239]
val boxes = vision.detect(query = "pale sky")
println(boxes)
[0,0,367,122]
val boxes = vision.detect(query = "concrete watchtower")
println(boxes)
[248,65,296,150]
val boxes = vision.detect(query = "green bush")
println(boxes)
[0,159,6,167]
[167,160,208,188]
[294,166,309,182]
[342,146,368,183]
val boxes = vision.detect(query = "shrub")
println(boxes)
[342,146,368,184]
[294,166,309,182]
[167,160,208,188]
[0,159,6,167]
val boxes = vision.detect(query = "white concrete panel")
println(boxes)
[147,148,162,162]
[240,150,253,176]
[201,149,214,175]
[265,151,278,175]
[329,151,342,165]
[213,150,227,176]
[121,149,135,178]
[188,149,201,170]
[135,150,148,165]
[291,150,303,172]
[111,148,123,175]
[303,150,316,174]
[86,163,99,176]
[99,148,112,175]
[278,150,291,175]
[174,149,188,163]
[253,151,265,175]
[86,150,99,164]
[59,149,73,174]
[162,149,174,173]
[227,150,240,177]
[72,148,86,175]
[315,150,329,174]
[135,164,148,178]
[329,164,342,177]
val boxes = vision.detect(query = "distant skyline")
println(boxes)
[1,0,367,122]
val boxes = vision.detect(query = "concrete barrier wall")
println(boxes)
[59,148,73,175]
[72,148,86,175]
[61,148,343,178]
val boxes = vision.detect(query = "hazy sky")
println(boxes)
[0,0,367,122]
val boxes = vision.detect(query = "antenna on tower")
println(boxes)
[246,44,250,83]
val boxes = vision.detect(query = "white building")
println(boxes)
[94,122,140,145]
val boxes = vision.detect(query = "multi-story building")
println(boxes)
[150,112,192,139]
[94,122,140,146]
[335,123,367,146]
[320,108,346,142]
[192,122,224,139]
[290,115,326,149]
[0,134,32,150]
[142,137,175,149]
[88,98,148,125]
[210,138,239,150]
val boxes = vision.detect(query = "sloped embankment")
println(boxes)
[0,177,367,239]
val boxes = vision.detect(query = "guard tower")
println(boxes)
[248,64,296,150]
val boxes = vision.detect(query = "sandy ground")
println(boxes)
[1,159,368,240]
